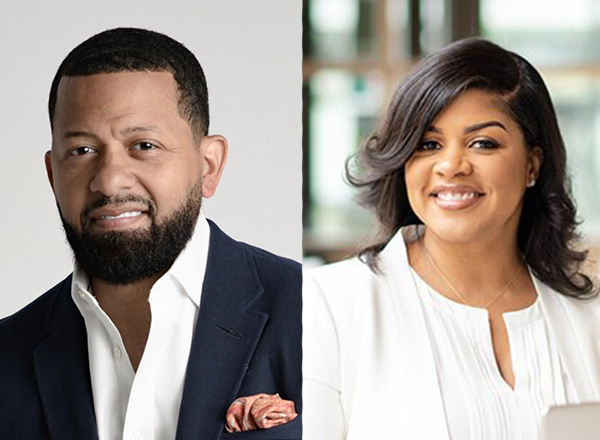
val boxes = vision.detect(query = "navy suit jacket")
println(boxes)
[0,221,302,440]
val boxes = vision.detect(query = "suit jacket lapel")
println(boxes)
[176,222,268,440]
[381,227,451,440]
[33,276,99,440]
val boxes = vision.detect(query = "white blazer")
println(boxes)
[303,227,600,440]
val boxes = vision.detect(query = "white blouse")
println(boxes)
[303,226,600,440]
[411,269,579,440]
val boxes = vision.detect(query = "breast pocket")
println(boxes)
[219,415,301,440]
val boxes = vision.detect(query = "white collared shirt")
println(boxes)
[72,214,210,440]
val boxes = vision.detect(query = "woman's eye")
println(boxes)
[418,140,440,151]
[69,146,95,156]
[471,139,499,150]
[132,141,156,151]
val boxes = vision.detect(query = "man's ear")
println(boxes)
[200,135,228,198]
[44,150,55,191]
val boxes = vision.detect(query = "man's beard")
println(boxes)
[60,182,202,286]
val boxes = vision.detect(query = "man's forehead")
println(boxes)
[52,71,189,141]
[56,70,178,97]
[54,71,180,117]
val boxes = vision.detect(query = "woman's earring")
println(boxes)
[527,177,536,188]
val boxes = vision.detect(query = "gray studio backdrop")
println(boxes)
[0,0,302,317]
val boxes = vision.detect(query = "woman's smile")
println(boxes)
[430,185,485,211]
[405,89,541,244]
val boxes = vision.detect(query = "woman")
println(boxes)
[303,38,600,440]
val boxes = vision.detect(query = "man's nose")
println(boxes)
[89,149,136,196]
[432,145,473,177]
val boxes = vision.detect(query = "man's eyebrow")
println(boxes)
[63,130,96,139]
[426,121,508,134]
[62,126,161,139]
[120,125,161,135]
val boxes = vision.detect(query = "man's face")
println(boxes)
[46,71,225,284]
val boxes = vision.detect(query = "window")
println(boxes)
[481,0,600,238]
[303,0,432,261]
[304,0,600,262]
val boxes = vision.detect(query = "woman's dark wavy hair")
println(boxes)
[347,37,596,299]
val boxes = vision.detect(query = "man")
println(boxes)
[0,28,301,440]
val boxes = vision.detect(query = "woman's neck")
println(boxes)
[410,227,525,306]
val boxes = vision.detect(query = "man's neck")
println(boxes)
[91,274,164,372]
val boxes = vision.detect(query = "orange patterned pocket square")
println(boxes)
[225,393,298,433]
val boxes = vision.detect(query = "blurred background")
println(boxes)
[302,0,600,268]
[0,0,301,318]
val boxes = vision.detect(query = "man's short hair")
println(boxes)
[48,27,209,138]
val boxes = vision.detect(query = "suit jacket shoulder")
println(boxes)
[1,222,302,440]
[0,275,92,439]
[0,275,72,362]
[244,240,302,294]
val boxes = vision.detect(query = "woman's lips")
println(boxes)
[430,186,484,211]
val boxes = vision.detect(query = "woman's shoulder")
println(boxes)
[306,256,370,277]
[303,254,403,322]
[556,290,600,317]
[536,276,600,323]
[304,256,381,295]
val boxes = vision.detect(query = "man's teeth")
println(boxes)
[100,211,142,220]
[437,192,478,201]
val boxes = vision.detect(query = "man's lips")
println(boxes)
[95,211,143,220]
[86,205,150,229]
[429,185,485,211]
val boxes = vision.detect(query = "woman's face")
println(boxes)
[404,89,541,245]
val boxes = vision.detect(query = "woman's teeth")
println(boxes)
[436,192,478,201]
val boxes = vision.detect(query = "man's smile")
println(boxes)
[86,204,150,231]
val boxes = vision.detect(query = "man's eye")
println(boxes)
[418,140,440,151]
[132,142,156,151]
[69,146,95,156]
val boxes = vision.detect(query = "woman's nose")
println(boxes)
[432,145,473,177]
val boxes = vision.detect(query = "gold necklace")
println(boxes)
[419,238,523,309]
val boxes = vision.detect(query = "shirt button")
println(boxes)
[113,346,122,359]
[78,292,86,301]
[132,435,142,440]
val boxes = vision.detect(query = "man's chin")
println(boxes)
[64,226,167,285]
[59,191,202,285]
[83,224,153,241]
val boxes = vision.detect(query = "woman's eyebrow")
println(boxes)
[426,121,508,134]
[464,121,507,133]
